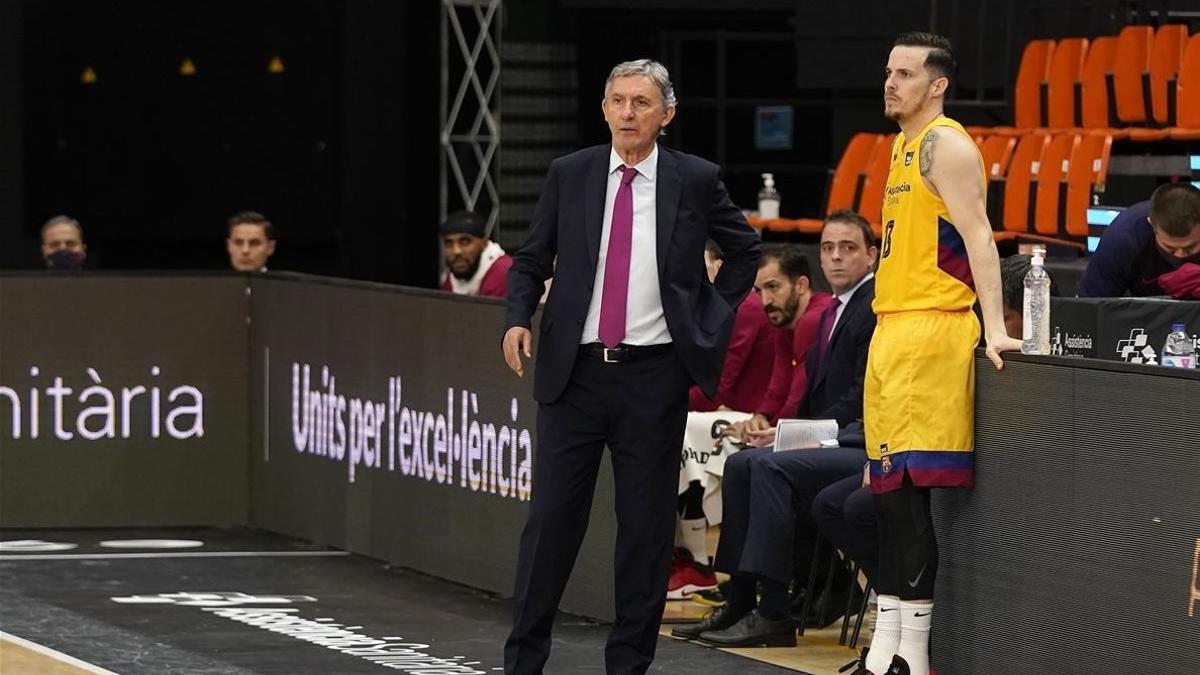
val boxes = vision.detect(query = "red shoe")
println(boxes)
[666,561,718,600]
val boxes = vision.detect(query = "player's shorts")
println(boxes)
[678,410,752,525]
[865,308,979,494]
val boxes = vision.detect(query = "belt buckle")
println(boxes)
[602,347,619,363]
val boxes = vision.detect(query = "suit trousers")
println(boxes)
[812,475,878,581]
[714,446,867,585]
[504,347,690,675]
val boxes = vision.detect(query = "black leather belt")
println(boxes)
[580,342,673,363]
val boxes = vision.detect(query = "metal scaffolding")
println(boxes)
[440,0,502,234]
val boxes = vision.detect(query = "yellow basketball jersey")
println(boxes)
[873,116,984,314]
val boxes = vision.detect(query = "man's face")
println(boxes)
[227,223,275,272]
[703,250,723,283]
[755,259,808,328]
[1003,307,1023,340]
[601,75,676,159]
[443,233,488,280]
[820,221,878,295]
[884,46,943,122]
[1152,223,1200,267]
[41,223,86,263]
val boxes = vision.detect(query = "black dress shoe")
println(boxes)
[884,654,910,675]
[697,610,797,648]
[669,603,745,640]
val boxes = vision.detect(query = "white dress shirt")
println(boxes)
[580,144,671,345]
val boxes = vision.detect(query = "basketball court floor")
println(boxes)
[0,528,865,675]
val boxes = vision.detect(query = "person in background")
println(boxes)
[41,215,87,271]
[440,210,513,298]
[672,212,877,648]
[720,244,833,442]
[1078,182,1200,299]
[226,211,276,272]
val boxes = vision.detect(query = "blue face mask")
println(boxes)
[47,249,85,271]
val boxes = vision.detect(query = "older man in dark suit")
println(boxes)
[501,59,761,675]
[671,210,878,648]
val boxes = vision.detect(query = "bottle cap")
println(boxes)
[1171,323,1186,331]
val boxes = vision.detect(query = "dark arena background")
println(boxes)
[2,1,1199,674]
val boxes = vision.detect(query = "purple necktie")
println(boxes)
[815,297,842,365]
[598,165,639,348]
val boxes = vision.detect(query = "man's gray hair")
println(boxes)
[41,215,82,238]
[604,59,677,108]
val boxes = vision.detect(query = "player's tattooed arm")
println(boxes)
[919,129,938,177]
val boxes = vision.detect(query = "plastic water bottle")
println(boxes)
[1161,323,1197,369]
[1021,247,1051,355]
[758,173,780,220]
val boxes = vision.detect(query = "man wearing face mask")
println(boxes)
[41,215,88,271]
[1078,182,1200,299]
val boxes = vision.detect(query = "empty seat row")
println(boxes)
[751,127,1112,250]
[972,27,1200,141]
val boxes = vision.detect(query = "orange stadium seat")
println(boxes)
[1080,36,1122,136]
[1149,24,1189,126]
[750,133,882,234]
[1046,38,1088,129]
[785,132,884,234]
[980,135,1017,179]
[1002,132,1049,234]
[1111,25,1154,126]
[1167,34,1200,140]
[1127,25,1187,141]
[858,134,896,235]
[1034,133,1080,237]
[981,135,1017,227]
[1017,39,1055,128]
[1065,132,1113,237]
[991,39,1054,136]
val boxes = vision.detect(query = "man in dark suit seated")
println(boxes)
[671,210,878,648]
[501,59,762,675]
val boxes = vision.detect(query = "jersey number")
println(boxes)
[881,220,895,258]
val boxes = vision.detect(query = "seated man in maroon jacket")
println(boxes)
[668,243,830,600]
[439,210,513,298]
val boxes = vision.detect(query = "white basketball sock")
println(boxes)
[679,517,709,566]
[865,594,901,673]
[896,600,932,675]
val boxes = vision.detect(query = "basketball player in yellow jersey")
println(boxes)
[848,33,1023,675]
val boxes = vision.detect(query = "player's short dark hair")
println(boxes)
[1000,254,1060,314]
[227,211,275,240]
[823,209,876,248]
[1148,182,1200,238]
[894,31,958,92]
[760,243,811,282]
[705,239,724,261]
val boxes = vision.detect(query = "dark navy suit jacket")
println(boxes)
[795,277,876,426]
[505,144,762,403]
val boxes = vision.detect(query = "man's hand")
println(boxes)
[503,327,533,377]
[984,333,1023,370]
[744,427,777,448]
[861,462,871,487]
[719,413,770,444]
